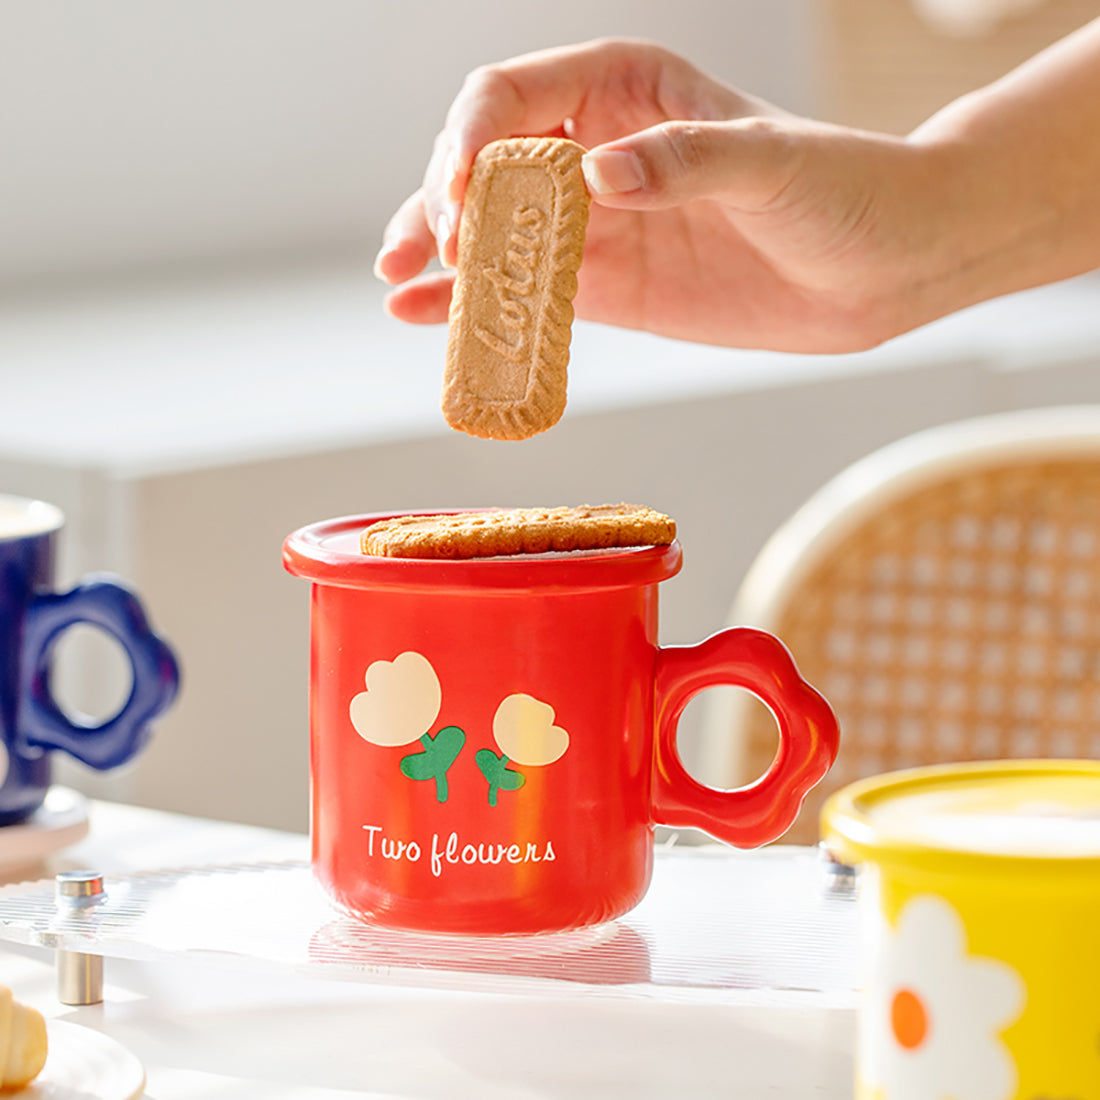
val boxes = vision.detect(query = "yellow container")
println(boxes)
[822,760,1100,1100]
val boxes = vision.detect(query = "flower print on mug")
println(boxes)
[859,893,1026,1100]
[476,693,570,805]
[348,652,465,802]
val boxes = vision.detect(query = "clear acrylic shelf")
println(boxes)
[0,846,858,1005]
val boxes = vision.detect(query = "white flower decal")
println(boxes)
[492,693,569,766]
[349,651,442,747]
[473,693,570,806]
[860,893,1025,1100]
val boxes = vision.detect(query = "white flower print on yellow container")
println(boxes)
[822,760,1100,1100]
[860,894,1024,1100]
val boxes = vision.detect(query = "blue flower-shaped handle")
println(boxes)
[17,575,180,768]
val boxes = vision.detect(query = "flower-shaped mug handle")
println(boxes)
[17,576,180,769]
[653,627,839,847]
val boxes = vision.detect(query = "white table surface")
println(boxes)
[0,800,856,1099]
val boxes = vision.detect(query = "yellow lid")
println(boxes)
[821,760,1100,871]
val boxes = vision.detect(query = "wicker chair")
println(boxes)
[699,405,1100,845]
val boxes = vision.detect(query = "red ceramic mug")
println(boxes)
[283,511,839,935]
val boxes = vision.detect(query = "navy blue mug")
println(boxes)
[0,494,179,825]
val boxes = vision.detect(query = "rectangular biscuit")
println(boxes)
[442,137,590,441]
[361,504,676,559]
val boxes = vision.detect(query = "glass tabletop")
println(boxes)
[0,845,858,1006]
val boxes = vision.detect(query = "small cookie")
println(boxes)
[442,137,590,441]
[361,504,676,559]
[0,985,48,1090]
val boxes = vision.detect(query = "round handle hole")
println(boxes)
[48,624,134,727]
[684,684,781,791]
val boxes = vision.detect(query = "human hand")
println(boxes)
[375,38,960,353]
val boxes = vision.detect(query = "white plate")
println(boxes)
[13,1020,144,1100]
[0,789,90,877]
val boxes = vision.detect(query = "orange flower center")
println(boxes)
[891,988,929,1050]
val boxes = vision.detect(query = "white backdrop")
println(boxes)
[0,0,818,289]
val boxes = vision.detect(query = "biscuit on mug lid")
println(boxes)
[360,504,676,559]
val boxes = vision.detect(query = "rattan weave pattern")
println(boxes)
[743,458,1100,844]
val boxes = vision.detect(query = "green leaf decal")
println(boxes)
[475,749,526,807]
[400,725,465,802]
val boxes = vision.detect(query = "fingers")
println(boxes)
[374,188,439,284]
[420,39,745,257]
[408,42,622,272]
[383,270,455,325]
[444,40,633,179]
[580,117,805,212]
[379,42,625,283]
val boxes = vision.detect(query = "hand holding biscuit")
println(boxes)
[375,38,939,354]
[377,27,1100,354]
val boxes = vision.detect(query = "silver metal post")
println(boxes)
[55,871,106,1005]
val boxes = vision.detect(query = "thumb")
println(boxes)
[581,118,801,212]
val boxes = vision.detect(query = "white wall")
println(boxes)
[0,0,819,289]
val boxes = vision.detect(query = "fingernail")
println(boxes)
[444,148,460,194]
[436,212,454,266]
[582,149,644,195]
[373,244,394,281]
